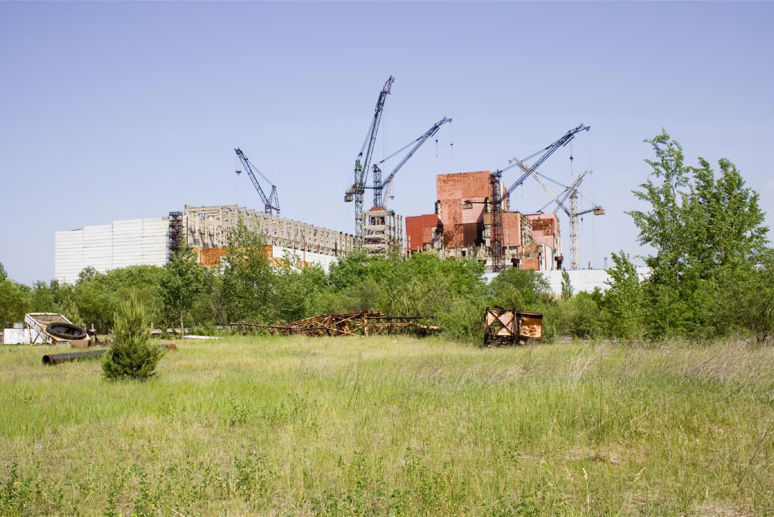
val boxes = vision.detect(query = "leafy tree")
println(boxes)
[554,292,603,339]
[629,131,769,338]
[159,245,204,333]
[560,269,573,301]
[102,294,164,380]
[0,265,30,325]
[72,269,117,332]
[602,252,645,339]
[488,267,551,310]
[273,252,329,322]
[220,219,274,323]
[724,249,774,342]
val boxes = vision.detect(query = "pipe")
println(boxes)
[42,344,177,365]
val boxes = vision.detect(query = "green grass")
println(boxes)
[1,336,772,516]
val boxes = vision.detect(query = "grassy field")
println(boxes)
[1,336,772,516]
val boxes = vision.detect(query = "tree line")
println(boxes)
[1,132,772,343]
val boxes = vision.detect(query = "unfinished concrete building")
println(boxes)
[405,171,562,272]
[359,207,403,254]
[184,205,355,269]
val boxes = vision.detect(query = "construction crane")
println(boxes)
[499,123,590,202]
[485,124,589,271]
[345,75,394,236]
[234,148,280,215]
[519,167,605,270]
[371,116,452,209]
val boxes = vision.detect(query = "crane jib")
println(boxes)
[234,148,280,215]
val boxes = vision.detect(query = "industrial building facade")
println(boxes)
[55,205,355,283]
[405,171,562,271]
[54,172,561,283]
[55,218,170,284]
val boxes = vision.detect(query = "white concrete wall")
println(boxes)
[55,217,170,283]
[484,267,650,296]
[273,246,340,272]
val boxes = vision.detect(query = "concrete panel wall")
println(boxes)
[484,267,650,296]
[55,217,170,284]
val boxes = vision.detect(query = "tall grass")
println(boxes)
[1,337,772,515]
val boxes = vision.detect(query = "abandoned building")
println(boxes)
[54,205,355,283]
[405,171,562,271]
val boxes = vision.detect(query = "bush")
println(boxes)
[102,295,164,380]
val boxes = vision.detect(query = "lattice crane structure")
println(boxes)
[527,169,604,270]
[487,124,590,271]
[345,76,394,238]
[234,148,280,215]
[371,116,452,209]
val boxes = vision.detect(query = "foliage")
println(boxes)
[552,292,604,339]
[488,267,551,310]
[560,269,573,301]
[274,253,329,322]
[722,249,774,342]
[159,245,205,330]
[102,294,164,380]
[219,219,274,323]
[602,252,645,339]
[629,131,769,338]
[0,264,31,325]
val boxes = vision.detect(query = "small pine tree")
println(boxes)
[103,294,163,380]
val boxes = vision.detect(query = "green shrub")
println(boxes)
[102,295,164,380]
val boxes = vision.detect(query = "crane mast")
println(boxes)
[524,168,605,270]
[494,123,595,271]
[345,76,394,237]
[234,148,280,215]
[372,116,452,209]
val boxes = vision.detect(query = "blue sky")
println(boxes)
[1,1,772,285]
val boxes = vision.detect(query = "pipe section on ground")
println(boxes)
[42,344,177,365]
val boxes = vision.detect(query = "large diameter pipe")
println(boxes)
[42,344,178,365]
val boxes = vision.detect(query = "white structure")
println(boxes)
[484,267,650,297]
[55,217,170,283]
[54,207,355,282]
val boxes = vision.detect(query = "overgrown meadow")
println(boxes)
[2,336,772,516]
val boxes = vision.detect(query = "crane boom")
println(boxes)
[518,166,604,271]
[346,76,394,236]
[234,148,280,215]
[372,116,452,208]
[503,123,590,200]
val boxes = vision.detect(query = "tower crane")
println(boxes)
[371,116,452,209]
[486,124,589,271]
[234,148,280,215]
[514,166,605,270]
[499,123,590,202]
[345,76,394,236]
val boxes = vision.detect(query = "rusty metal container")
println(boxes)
[483,306,543,346]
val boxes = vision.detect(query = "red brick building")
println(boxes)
[405,171,562,271]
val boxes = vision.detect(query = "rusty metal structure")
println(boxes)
[241,311,439,337]
[483,306,543,346]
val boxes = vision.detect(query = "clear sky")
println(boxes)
[1,1,772,285]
